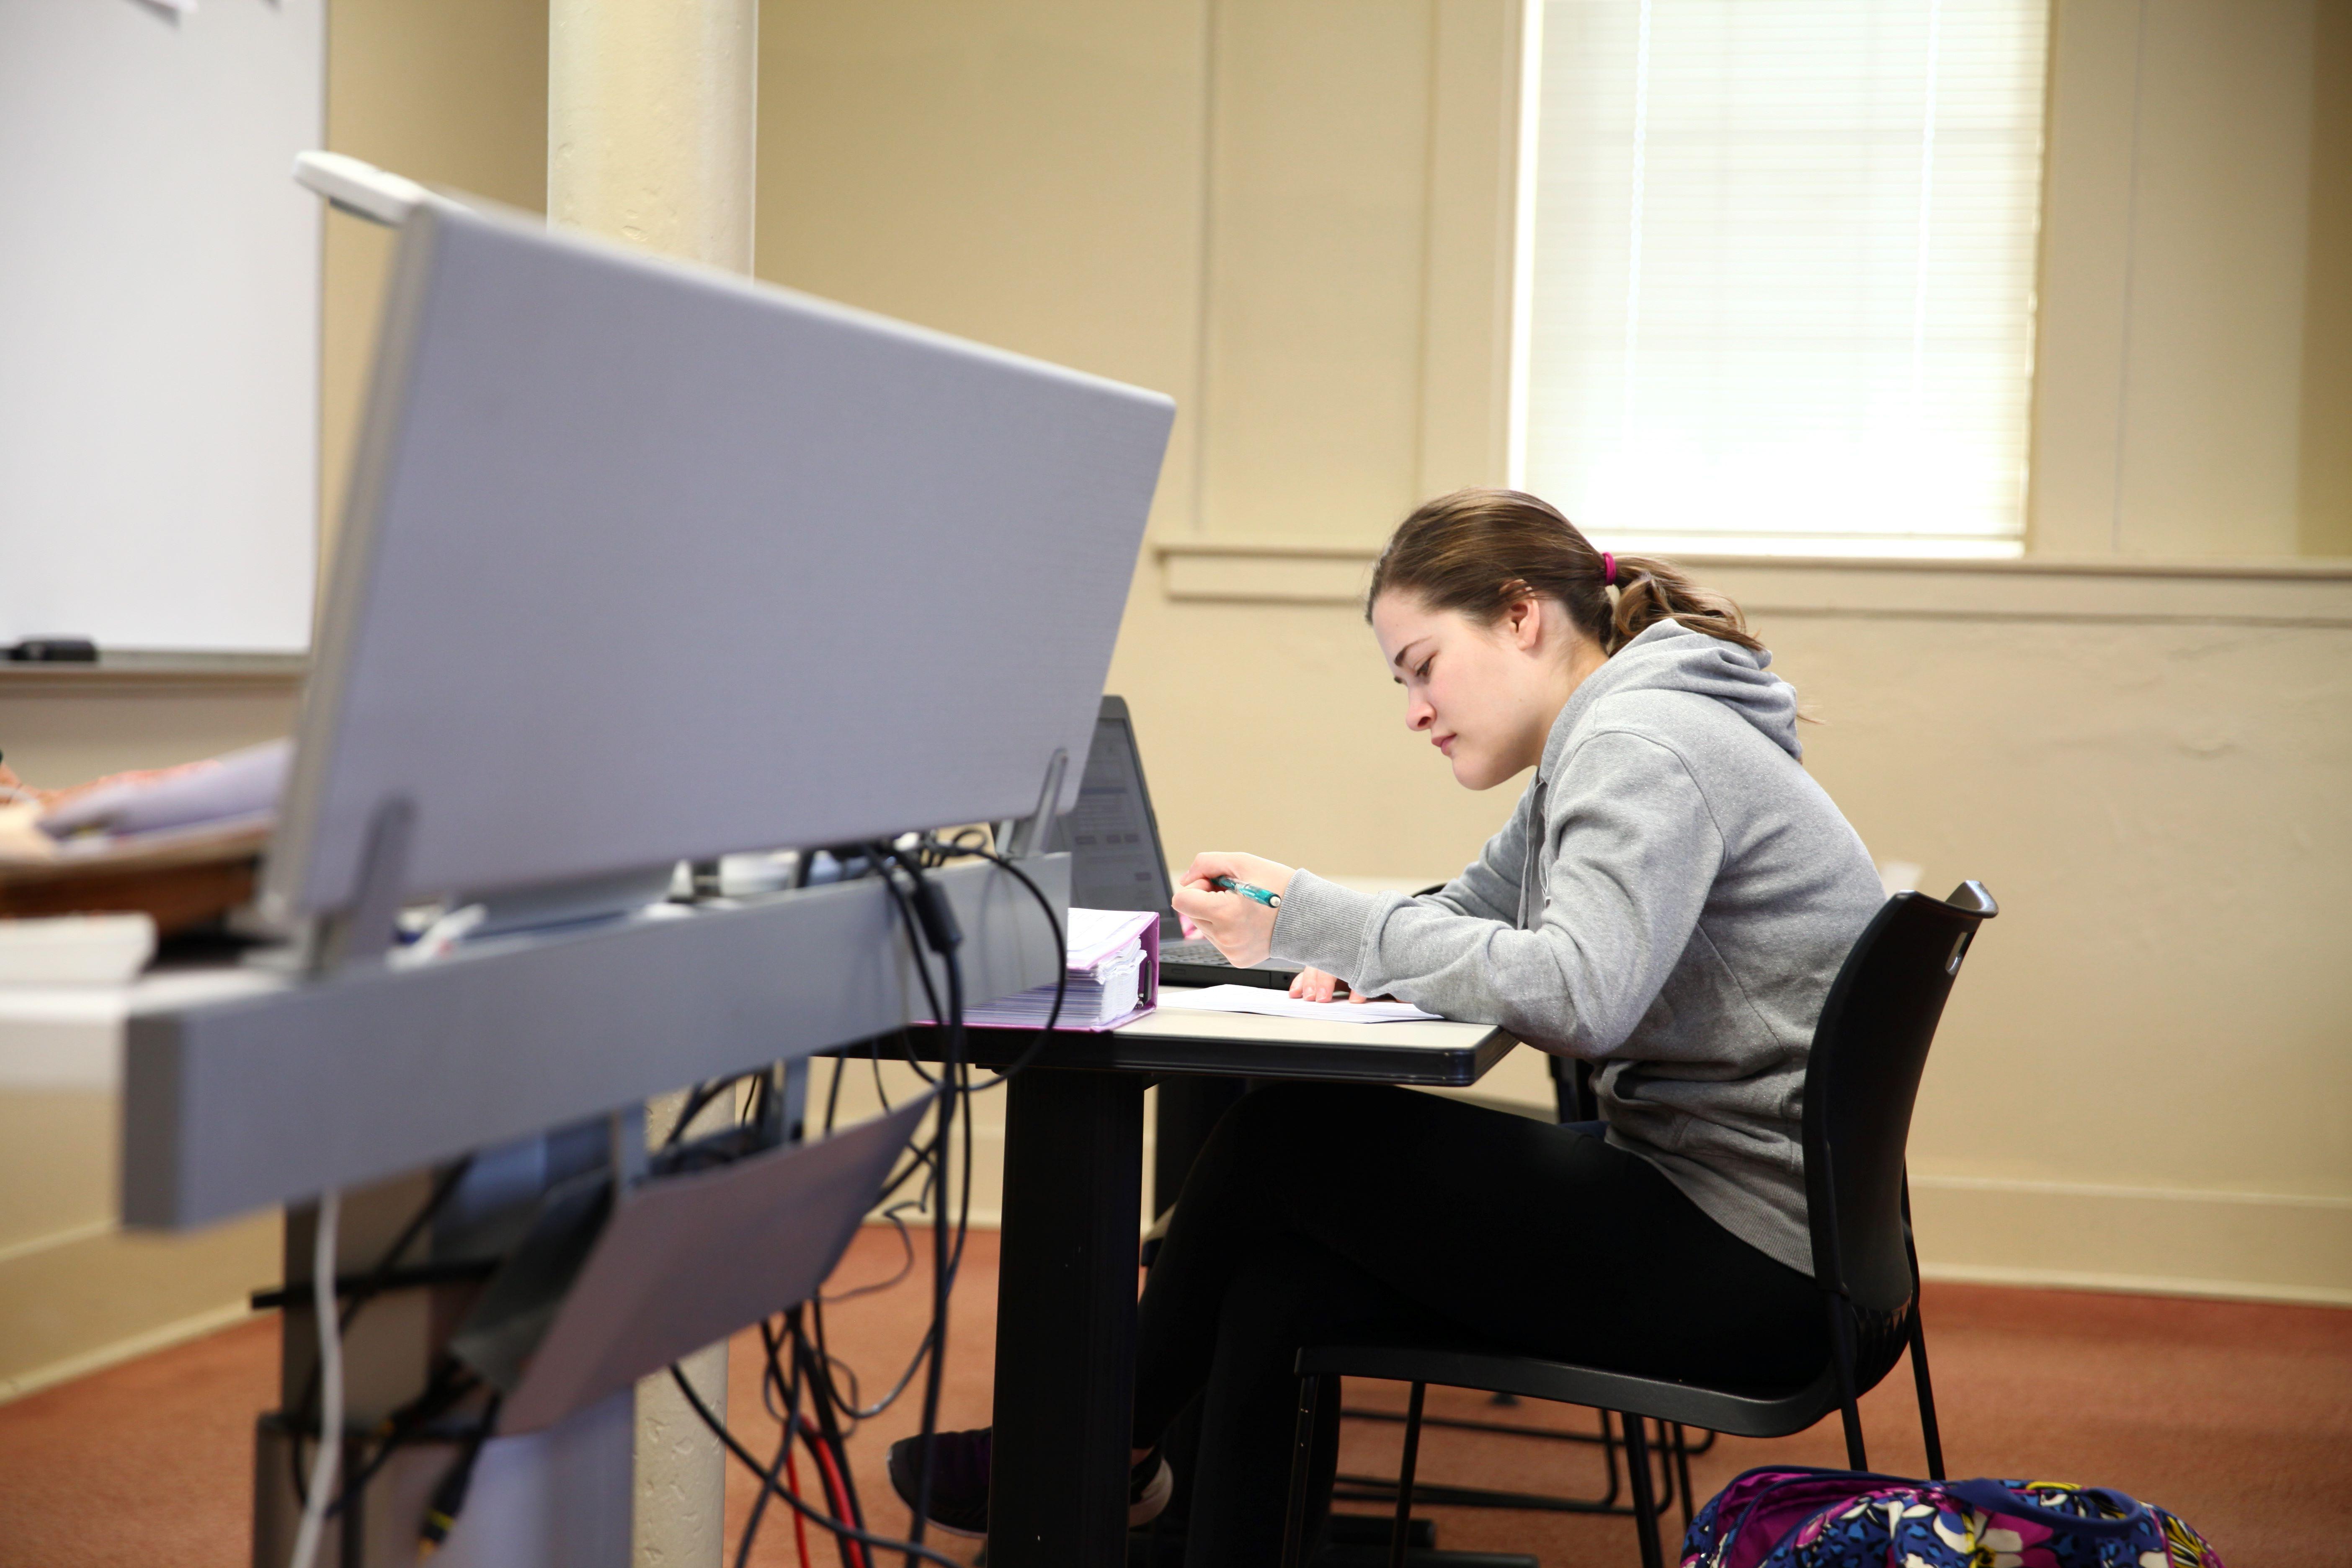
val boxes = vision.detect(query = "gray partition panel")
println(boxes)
[122,853,1063,1229]
[497,1094,934,1434]
[270,198,1172,919]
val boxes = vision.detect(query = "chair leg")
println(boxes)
[1389,1383,1426,1568]
[1671,1423,1694,1538]
[1620,1412,1665,1568]
[1900,1176,1947,1482]
[1908,1306,1946,1481]
[1281,1374,1331,1568]
[1824,1295,1869,1471]
[1595,1409,1622,1507]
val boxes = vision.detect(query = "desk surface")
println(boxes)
[0,968,278,1090]
[955,986,1517,1088]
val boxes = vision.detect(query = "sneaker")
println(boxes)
[885,1429,1176,1537]
[887,1427,991,1539]
[1129,1448,1174,1527]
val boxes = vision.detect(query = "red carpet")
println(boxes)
[3,1226,2345,1565]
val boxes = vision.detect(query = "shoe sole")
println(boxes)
[895,1454,1176,1539]
[1129,1457,1174,1528]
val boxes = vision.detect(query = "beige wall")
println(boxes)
[6,0,2347,1399]
[319,0,550,554]
[760,0,2352,1305]
[0,673,297,1398]
[0,0,548,1399]
[2031,0,2352,558]
[2303,0,2352,554]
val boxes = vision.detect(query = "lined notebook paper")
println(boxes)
[1162,985,1441,1026]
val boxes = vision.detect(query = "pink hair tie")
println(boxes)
[1601,551,1617,587]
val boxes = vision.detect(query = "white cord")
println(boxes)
[390,903,486,969]
[288,1189,342,1568]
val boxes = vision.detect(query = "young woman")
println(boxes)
[893,487,1887,1562]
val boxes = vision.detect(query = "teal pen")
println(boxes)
[1211,874,1282,910]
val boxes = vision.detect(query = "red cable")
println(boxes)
[805,1429,869,1568]
[781,1440,813,1568]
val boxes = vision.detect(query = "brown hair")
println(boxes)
[1365,487,1763,656]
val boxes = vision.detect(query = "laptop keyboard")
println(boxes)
[1161,938,1234,967]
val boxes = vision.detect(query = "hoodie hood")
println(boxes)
[1542,620,1800,775]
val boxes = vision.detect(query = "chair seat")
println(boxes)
[1295,1340,1845,1441]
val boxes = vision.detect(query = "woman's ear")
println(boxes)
[1504,594,1545,652]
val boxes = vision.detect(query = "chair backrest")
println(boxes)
[1802,881,1997,1314]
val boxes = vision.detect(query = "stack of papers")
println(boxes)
[1162,985,1442,1025]
[964,908,1159,1030]
[0,914,156,986]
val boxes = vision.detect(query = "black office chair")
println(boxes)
[1279,882,1998,1568]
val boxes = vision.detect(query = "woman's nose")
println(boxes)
[1406,697,1434,732]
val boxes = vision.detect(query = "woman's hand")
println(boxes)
[1289,966,1387,1004]
[1170,851,1296,969]
[1289,965,1349,1003]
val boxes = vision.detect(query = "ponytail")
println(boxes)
[1603,552,1761,655]
[1367,488,1763,656]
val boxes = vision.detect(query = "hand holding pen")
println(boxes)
[1170,851,1295,969]
[1209,874,1281,909]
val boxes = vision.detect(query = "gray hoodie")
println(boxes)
[1270,620,1885,1275]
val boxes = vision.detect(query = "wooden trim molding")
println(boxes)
[1154,539,2352,627]
[0,652,308,691]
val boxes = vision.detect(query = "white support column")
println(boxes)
[549,0,758,271]
[547,4,758,1562]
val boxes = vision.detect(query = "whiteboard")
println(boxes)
[0,0,322,653]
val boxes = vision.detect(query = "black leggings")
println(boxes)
[1132,1082,1828,1565]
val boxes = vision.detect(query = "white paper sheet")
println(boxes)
[1161,984,1442,1025]
[1063,907,1158,970]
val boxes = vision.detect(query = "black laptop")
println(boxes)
[1048,696,1298,990]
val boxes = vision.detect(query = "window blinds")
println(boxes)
[1517,0,2048,558]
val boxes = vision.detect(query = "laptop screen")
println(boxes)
[1054,698,1181,939]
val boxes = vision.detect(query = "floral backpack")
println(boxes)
[1682,1466,2226,1568]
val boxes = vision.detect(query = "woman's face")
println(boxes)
[1372,591,1576,791]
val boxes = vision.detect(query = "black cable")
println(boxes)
[794,1315,871,1538]
[805,837,1063,1457]
[822,1039,846,1135]
[667,1364,964,1568]
[288,1156,475,1507]
[868,1033,897,1112]
[820,1203,919,1307]
[665,1075,748,1148]
[916,838,1068,1091]
[870,850,945,1086]
[325,1358,483,1517]
[882,845,965,1563]
[869,1085,942,1201]
[737,1317,807,1568]
[952,1060,976,1282]
[418,1393,501,1555]
[775,834,1050,1547]
[806,844,975,1429]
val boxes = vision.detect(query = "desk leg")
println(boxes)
[1152,1075,1249,1218]
[989,1067,1145,1568]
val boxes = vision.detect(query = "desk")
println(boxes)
[944,988,1518,1568]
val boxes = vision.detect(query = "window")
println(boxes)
[1515,0,2050,558]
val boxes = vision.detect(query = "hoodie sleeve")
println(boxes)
[1269,730,1725,1054]
[1271,774,1532,966]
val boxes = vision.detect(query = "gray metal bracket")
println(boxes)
[997,747,1069,861]
[309,795,416,977]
